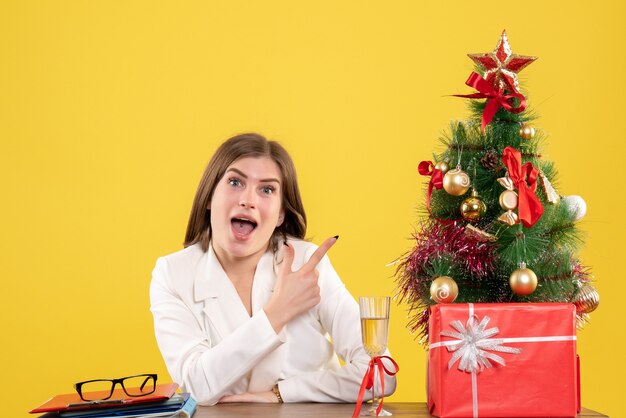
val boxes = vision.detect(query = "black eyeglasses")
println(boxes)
[74,374,158,401]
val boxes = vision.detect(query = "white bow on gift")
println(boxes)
[441,315,522,373]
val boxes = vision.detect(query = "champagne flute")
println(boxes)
[359,296,391,416]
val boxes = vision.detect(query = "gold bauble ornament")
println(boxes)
[460,189,487,222]
[434,160,450,174]
[573,284,600,314]
[509,263,538,295]
[443,167,470,196]
[430,276,459,303]
[499,189,518,211]
[519,123,535,140]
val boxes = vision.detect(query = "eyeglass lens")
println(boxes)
[78,374,157,401]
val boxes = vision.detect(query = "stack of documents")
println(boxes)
[30,384,196,418]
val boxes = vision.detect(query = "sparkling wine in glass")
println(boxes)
[359,296,391,416]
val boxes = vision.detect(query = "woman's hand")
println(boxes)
[264,236,338,333]
[218,391,278,403]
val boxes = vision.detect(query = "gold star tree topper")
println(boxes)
[468,30,537,94]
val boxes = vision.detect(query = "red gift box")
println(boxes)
[427,303,580,418]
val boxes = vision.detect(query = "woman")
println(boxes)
[150,133,396,405]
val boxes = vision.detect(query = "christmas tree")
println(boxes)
[395,31,599,342]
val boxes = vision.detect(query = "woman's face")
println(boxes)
[209,156,285,262]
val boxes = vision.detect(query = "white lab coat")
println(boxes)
[150,238,396,406]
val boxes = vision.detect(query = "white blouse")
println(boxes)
[150,239,396,406]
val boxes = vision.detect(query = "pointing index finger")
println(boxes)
[303,235,339,271]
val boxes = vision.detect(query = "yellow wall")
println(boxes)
[1,2,623,417]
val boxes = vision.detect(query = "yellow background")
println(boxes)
[1,1,623,417]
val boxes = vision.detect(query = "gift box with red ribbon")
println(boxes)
[428,303,580,418]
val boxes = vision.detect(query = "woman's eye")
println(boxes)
[261,186,275,195]
[228,178,242,187]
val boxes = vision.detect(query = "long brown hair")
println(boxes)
[184,133,307,252]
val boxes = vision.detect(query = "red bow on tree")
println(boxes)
[454,72,527,133]
[502,146,544,228]
[418,161,460,225]
[418,161,444,211]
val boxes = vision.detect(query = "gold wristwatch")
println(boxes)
[272,383,283,403]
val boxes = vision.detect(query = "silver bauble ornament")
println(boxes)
[562,195,587,221]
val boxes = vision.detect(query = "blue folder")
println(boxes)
[51,393,197,418]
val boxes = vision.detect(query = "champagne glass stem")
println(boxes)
[371,367,379,411]
[359,296,391,416]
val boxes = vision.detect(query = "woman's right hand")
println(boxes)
[264,236,338,333]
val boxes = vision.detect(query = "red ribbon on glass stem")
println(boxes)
[454,72,527,133]
[502,146,544,227]
[352,356,399,417]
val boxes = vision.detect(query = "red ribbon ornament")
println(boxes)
[454,72,527,133]
[418,161,459,225]
[352,356,399,417]
[502,146,544,228]
[418,161,444,211]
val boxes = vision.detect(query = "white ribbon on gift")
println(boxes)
[441,313,522,372]
[429,303,577,418]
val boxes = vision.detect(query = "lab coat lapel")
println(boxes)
[195,246,249,341]
[250,251,277,312]
[248,251,285,391]
[195,245,285,392]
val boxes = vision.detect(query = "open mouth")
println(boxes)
[231,217,257,237]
